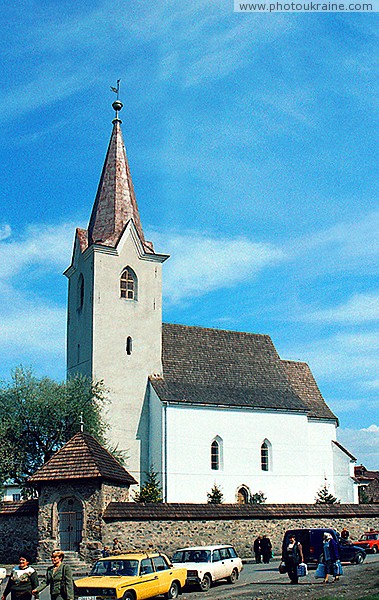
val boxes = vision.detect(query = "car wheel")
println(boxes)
[372,546,378,554]
[165,581,179,599]
[199,574,211,592]
[123,593,134,600]
[227,568,239,584]
[355,553,365,564]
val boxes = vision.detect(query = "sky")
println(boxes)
[0,1,378,469]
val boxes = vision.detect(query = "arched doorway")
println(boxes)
[58,497,83,551]
[237,486,250,504]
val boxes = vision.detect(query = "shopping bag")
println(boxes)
[315,562,326,578]
[278,562,287,574]
[333,560,343,576]
[297,562,308,577]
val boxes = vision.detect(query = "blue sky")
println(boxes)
[0,1,378,469]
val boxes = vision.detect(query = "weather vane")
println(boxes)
[110,79,121,100]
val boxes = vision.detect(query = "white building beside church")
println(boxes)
[64,99,358,504]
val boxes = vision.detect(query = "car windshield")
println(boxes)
[172,550,211,563]
[90,559,139,577]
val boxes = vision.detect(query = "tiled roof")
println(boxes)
[104,502,379,521]
[0,499,38,515]
[28,433,137,485]
[283,360,337,421]
[150,324,336,421]
[87,118,152,253]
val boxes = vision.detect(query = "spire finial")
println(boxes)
[111,79,123,122]
[79,412,84,433]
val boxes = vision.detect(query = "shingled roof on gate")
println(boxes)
[28,432,137,485]
[150,323,336,421]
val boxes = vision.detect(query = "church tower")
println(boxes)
[64,98,169,482]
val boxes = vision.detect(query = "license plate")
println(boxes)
[77,596,98,600]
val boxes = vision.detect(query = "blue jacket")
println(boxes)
[323,538,340,562]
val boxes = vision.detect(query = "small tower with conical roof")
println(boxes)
[64,95,169,483]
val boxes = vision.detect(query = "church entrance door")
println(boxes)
[58,497,83,551]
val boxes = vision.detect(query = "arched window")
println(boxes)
[120,267,137,300]
[261,439,271,471]
[237,486,250,504]
[211,440,220,470]
[126,336,133,355]
[77,274,84,310]
[211,435,223,471]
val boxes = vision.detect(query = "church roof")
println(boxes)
[150,323,337,421]
[282,360,337,421]
[28,432,137,485]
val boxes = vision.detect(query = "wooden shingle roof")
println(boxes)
[28,432,137,485]
[150,323,336,422]
[282,360,337,421]
[104,502,379,521]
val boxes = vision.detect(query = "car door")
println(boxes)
[151,555,172,596]
[136,558,159,600]
[218,547,233,579]
[211,549,225,581]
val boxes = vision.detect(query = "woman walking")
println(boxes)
[32,550,74,600]
[282,534,304,584]
[322,533,340,584]
[2,552,39,600]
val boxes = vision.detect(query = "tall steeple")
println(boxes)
[88,99,152,252]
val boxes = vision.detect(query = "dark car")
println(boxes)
[282,528,366,568]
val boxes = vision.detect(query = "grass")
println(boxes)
[316,596,379,600]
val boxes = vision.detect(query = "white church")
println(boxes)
[64,98,358,505]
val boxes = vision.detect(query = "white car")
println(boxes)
[172,544,243,592]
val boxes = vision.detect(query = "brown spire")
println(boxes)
[88,102,149,251]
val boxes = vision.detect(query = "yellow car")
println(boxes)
[74,553,187,600]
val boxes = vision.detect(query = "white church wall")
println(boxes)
[163,404,343,503]
[332,443,357,503]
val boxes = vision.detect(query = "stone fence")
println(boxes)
[102,503,379,559]
[0,500,378,563]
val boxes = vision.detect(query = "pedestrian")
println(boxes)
[282,534,304,584]
[112,538,123,554]
[261,535,272,564]
[101,546,110,558]
[340,527,349,541]
[253,535,262,564]
[32,549,74,600]
[2,552,39,600]
[322,533,340,584]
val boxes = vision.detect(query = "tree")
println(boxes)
[250,491,266,504]
[0,366,111,491]
[315,482,340,504]
[134,466,163,503]
[207,483,224,504]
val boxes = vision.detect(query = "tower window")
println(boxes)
[120,267,137,300]
[77,274,84,310]
[126,336,133,355]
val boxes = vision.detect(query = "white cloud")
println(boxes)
[150,229,285,304]
[290,209,379,277]
[0,224,11,241]
[0,223,74,280]
[338,425,379,470]
[297,292,379,324]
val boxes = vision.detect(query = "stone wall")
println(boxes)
[0,500,378,564]
[102,504,379,559]
[0,501,38,562]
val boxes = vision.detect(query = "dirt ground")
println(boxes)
[248,560,379,600]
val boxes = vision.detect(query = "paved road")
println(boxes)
[2,555,378,600]
[179,554,379,600]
